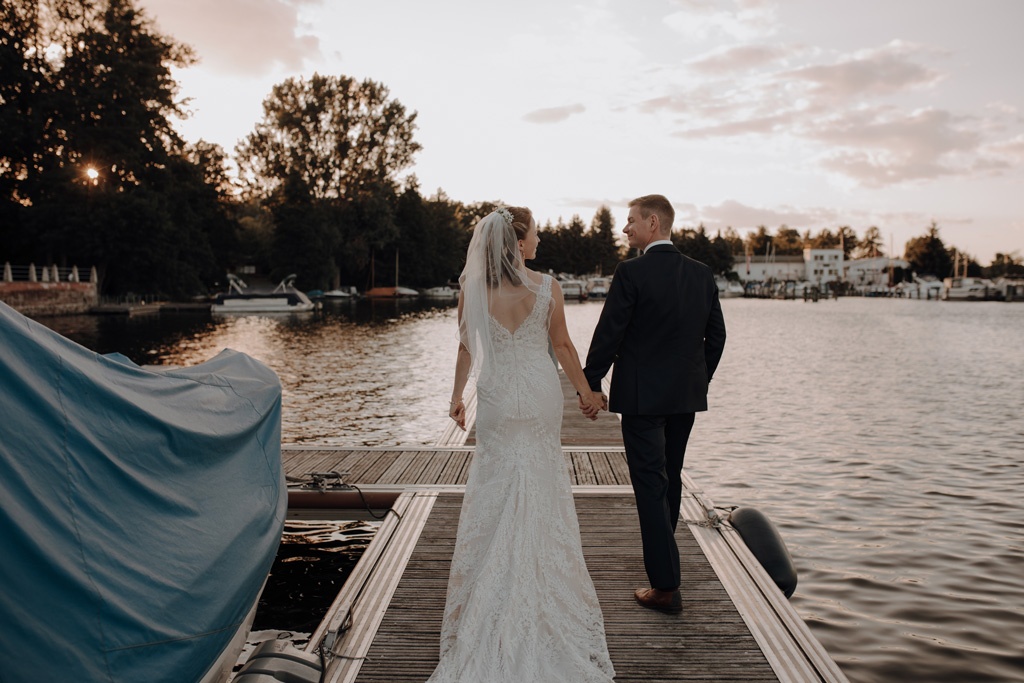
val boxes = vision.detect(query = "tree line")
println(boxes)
[2,0,1019,300]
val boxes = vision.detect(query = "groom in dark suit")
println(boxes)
[582,194,726,614]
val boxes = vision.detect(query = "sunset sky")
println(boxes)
[140,0,1024,263]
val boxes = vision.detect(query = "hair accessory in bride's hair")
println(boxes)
[495,207,514,225]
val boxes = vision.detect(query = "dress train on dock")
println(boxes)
[427,275,615,682]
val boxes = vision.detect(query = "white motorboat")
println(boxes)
[420,286,458,300]
[559,279,586,300]
[715,276,745,298]
[323,287,357,300]
[585,277,610,298]
[941,277,999,301]
[212,274,317,313]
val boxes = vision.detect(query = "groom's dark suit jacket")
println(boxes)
[585,244,726,415]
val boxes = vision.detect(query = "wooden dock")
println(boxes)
[281,371,849,683]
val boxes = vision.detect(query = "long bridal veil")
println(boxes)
[458,208,547,392]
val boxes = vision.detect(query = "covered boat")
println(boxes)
[0,301,286,682]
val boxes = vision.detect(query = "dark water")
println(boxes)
[253,520,377,634]
[41,297,1024,683]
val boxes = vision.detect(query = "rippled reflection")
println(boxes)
[39,297,1024,683]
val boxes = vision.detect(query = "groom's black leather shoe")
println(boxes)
[634,588,682,614]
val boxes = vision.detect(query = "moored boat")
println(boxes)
[212,274,317,313]
[365,286,419,298]
[559,279,586,300]
[420,285,458,300]
[941,276,1000,301]
[323,287,358,300]
[586,277,610,298]
[0,301,286,683]
[715,276,745,298]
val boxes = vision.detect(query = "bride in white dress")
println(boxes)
[430,206,615,682]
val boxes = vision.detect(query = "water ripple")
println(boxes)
[42,297,1024,683]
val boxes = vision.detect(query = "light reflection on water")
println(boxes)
[41,297,1024,683]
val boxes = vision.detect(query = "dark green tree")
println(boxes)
[985,252,1024,278]
[719,227,744,254]
[237,73,420,287]
[673,225,714,265]
[0,0,222,298]
[270,174,341,290]
[745,225,772,256]
[532,218,569,274]
[809,228,839,249]
[711,231,738,277]
[836,225,857,260]
[904,222,953,277]
[772,225,804,255]
[590,205,622,275]
[391,184,468,288]
[855,226,885,258]
[236,73,420,201]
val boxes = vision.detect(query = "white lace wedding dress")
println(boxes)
[428,275,616,682]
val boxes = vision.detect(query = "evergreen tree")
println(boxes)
[985,252,1024,278]
[855,226,885,258]
[904,222,953,277]
[590,205,622,275]
[270,174,341,291]
[809,228,839,249]
[745,225,772,256]
[836,226,857,260]
[772,225,804,255]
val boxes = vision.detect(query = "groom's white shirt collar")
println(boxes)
[643,239,674,254]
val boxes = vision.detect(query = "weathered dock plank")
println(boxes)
[329,492,800,683]
[282,447,632,487]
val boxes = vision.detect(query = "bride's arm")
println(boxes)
[548,280,604,417]
[450,292,471,430]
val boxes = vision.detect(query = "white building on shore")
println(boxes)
[804,248,844,286]
[733,249,917,291]
[734,248,846,285]
[735,254,805,282]
[844,256,910,289]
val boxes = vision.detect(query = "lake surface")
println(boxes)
[41,297,1024,683]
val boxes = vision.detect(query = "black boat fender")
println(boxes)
[728,506,798,598]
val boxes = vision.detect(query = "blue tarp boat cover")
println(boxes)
[0,301,286,682]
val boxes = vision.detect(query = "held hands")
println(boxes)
[449,398,466,431]
[578,391,607,421]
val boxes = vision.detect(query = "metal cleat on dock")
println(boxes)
[298,471,354,491]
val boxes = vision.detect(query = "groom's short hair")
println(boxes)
[629,194,675,234]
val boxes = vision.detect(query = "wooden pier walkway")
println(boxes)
[281,371,849,683]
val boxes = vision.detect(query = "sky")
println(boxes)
[139,0,1024,263]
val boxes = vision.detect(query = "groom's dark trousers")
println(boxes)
[584,245,726,591]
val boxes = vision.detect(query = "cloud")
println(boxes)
[674,112,794,137]
[663,0,780,41]
[634,38,1001,187]
[808,107,981,186]
[688,43,797,75]
[141,0,322,76]
[523,103,586,124]
[694,199,841,230]
[783,40,944,102]
[982,134,1024,162]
